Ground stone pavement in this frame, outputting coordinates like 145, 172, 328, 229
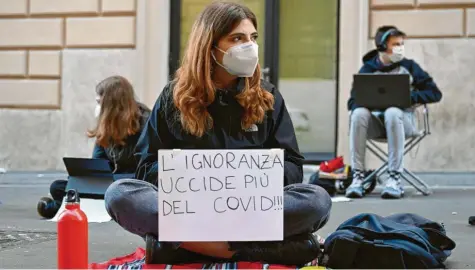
0, 173, 474, 269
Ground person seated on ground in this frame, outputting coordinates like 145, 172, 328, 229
345, 25, 442, 200
104, 1, 332, 266
37, 76, 151, 219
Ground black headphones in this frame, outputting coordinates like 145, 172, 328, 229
375, 28, 398, 52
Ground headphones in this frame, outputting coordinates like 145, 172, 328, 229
375, 28, 398, 52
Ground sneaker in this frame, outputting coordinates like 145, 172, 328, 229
37, 197, 60, 219
345, 170, 365, 198
230, 233, 321, 265
145, 234, 221, 264
381, 172, 404, 199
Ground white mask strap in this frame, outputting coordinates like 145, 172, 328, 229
215, 46, 227, 54
211, 50, 227, 70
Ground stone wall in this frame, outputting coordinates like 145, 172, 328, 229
363, 0, 475, 171
2, 0, 473, 172
370, 0, 475, 38
0, 0, 139, 170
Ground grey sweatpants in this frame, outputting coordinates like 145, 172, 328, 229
350, 107, 418, 173
104, 179, 332, 240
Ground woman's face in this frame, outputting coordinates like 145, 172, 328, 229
214, 18, 258, 63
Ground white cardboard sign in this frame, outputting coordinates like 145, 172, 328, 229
157, 149, 284, 242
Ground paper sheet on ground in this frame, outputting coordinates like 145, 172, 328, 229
49, 198, 111, 223
157, 149, 284, 242
331, 196, 352, 202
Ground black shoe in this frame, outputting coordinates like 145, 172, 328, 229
229, 233, 321, 266
37, 197, 60, 219
145, 234, 225, 265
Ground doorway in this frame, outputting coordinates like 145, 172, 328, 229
168, 0, 340, 163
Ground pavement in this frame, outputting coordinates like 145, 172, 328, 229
0, 172, 474, 269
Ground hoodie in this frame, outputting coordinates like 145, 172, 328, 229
347, 49, 442, 111
134, 79, 304, 186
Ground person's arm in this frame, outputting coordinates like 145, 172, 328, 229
410, 61, 442, 104
134, 86, 175, 185
92, 143, 107, 159
347, 65, 373, 111
263, 88, 304, 186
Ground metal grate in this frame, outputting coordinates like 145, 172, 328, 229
0, 230, 57, 251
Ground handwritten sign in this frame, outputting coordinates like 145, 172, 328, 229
157, 149, 284, 242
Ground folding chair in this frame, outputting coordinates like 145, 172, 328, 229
362, 104, 432, 196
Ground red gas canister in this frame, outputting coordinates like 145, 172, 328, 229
57, 189, 88, 269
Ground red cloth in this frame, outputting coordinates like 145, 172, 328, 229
90, 247, 321, 269
319, 156, 344, 173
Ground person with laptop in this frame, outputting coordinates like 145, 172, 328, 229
345, 25, 442, 199
36, 76, 151, 219
103, 1, 332, 266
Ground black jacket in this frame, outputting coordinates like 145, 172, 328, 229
135, 79, 304, 186
92, 102, 151, 173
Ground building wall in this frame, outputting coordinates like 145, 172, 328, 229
0, 0, 169, 171
337, 0, 475, 172
2, 0, 474, 172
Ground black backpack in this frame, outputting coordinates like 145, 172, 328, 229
322, 213, 456, 269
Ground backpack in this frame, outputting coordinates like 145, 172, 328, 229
322, 213, 456, 269
309, 172, 338, 197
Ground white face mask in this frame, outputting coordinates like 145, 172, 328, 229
213, 42, 259, 77
94, 104, 101, 118
388, 45, 405, 63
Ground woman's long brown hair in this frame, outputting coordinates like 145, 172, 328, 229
173, 1, 274, 137
87, 76, 141, 148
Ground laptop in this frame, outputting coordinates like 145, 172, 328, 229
63, 157, 135, 198
353, 74, 411, 110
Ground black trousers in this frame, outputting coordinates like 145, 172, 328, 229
49, 179, 68, 203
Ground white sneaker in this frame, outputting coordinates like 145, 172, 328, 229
346, 170, 365, 198
381, 173, 404, 199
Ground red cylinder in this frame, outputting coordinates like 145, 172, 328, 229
57, 189, 88, 269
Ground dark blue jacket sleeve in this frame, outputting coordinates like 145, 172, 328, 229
410, 61, 442, 104
347, 65, 374, 111
134, 89, 175, 185
92, 144, 107, 159
264, 88, 304, 186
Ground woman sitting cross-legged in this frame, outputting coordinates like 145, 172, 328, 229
104, 1, 332, 266
36, 76, 150, 219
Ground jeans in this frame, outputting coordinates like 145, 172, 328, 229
350, 107, 418, 173
104, 179, 332, 241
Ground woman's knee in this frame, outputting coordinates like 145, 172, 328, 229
104, 178, 158, 220
303, 184, 332, 219
105, 179, 159, 237
104, 179, 135, 216
285, 184, 332, 226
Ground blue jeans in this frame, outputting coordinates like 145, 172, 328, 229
104, 179, 332, 241
350, 107, 419, 173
